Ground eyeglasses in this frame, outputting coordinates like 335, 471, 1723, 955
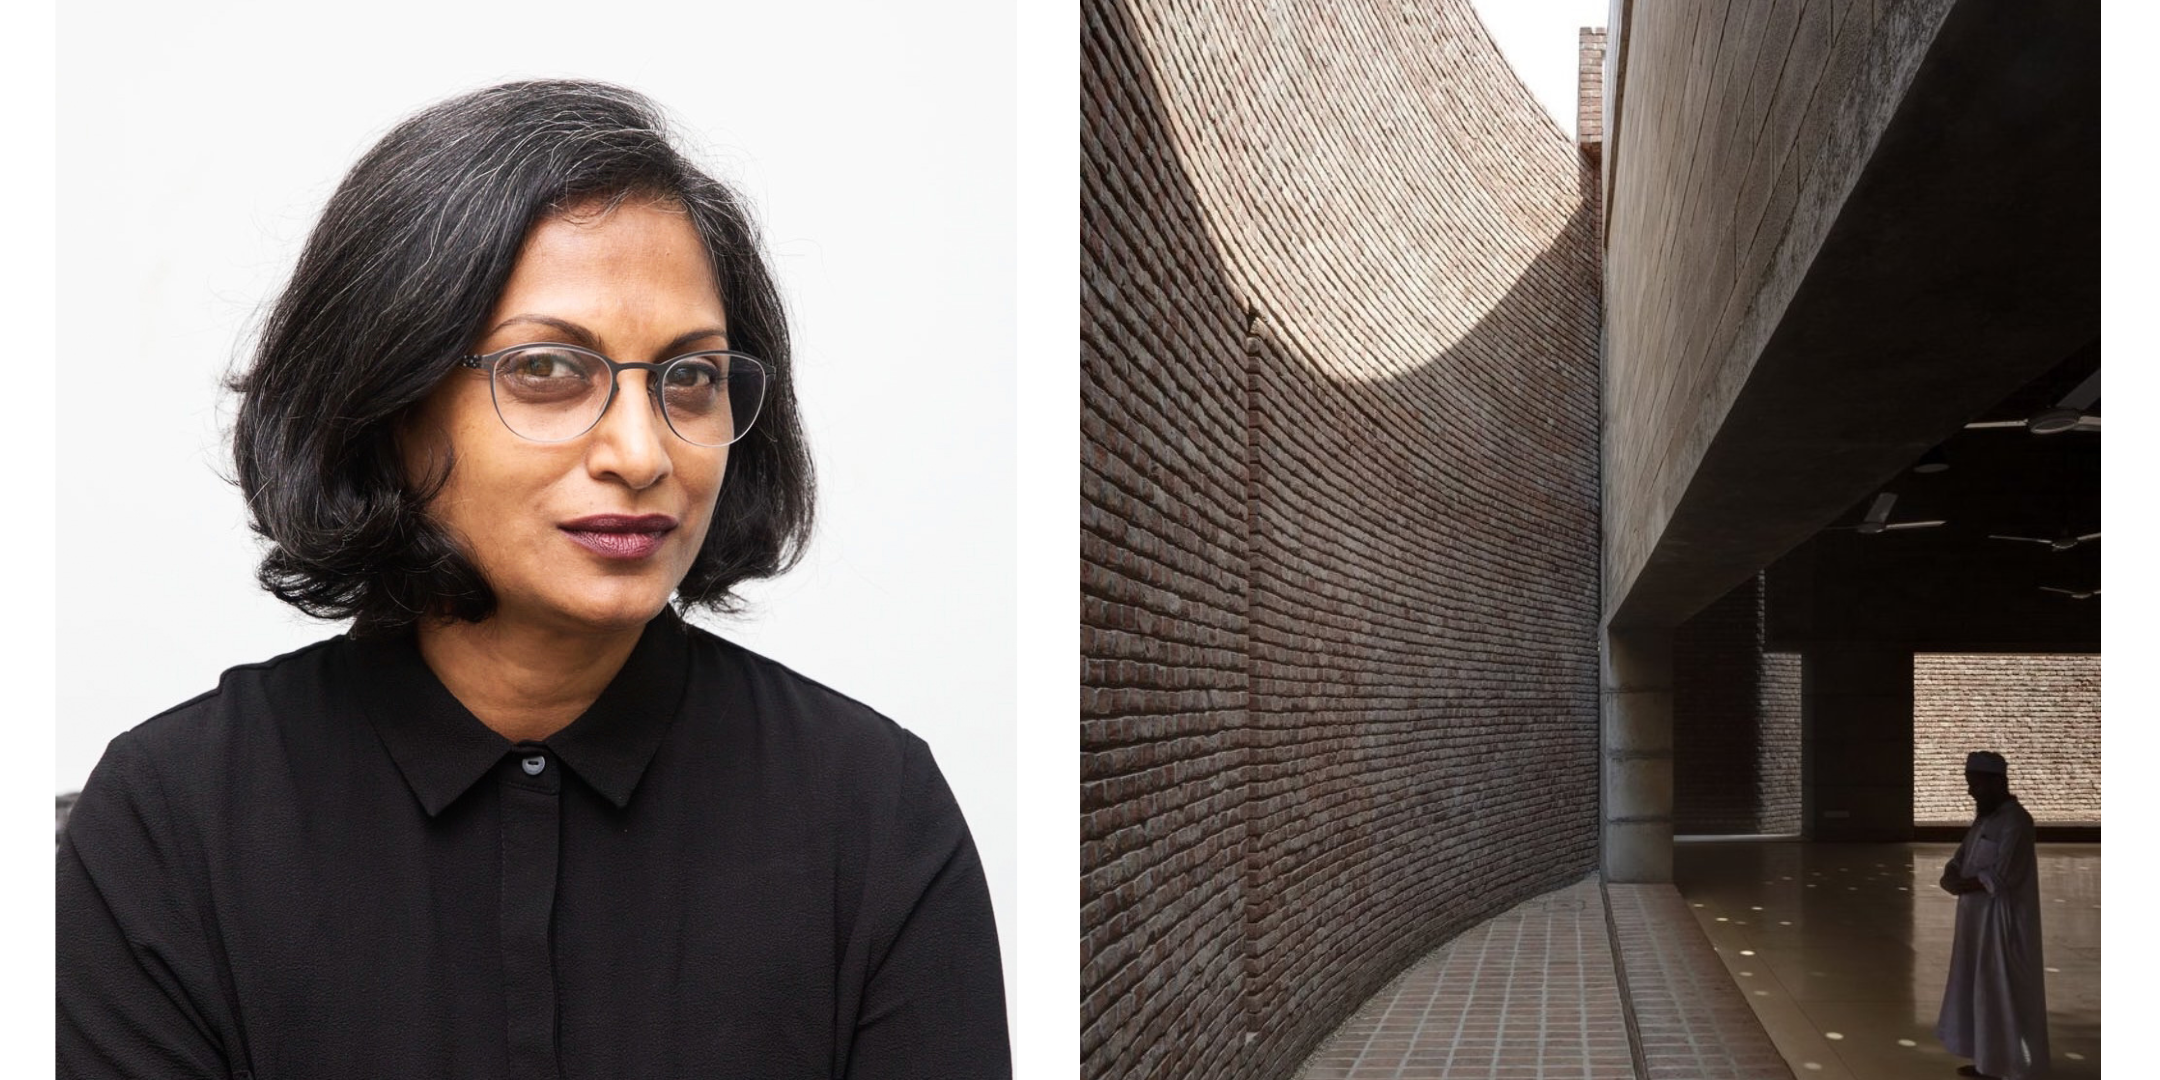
458, 343, 768, 447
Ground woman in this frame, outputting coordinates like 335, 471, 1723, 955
57, 81, 1010, 1078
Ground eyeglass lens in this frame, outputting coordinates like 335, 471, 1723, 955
487, 347, 766, 446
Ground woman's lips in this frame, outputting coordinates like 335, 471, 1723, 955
559, 515, 678, 561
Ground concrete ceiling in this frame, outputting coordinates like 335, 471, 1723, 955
1609, 0, 2098, 631
1763, 342, 2100, 652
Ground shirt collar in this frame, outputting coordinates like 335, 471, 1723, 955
344, 608, 694, 817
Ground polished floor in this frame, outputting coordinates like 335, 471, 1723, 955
1673, 840, 2100, 1080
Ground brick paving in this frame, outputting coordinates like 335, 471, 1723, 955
1294, 878, 1633, 1080
1295, 877, 1806, 1080
1607, 884, 1792, 1079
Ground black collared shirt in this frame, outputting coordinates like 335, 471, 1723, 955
58, 611, 1009, 1079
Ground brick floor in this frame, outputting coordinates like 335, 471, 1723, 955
1606, 884, 1793, 1079
1293, 878, 1634, 1079
1293, 876, 1807, 1080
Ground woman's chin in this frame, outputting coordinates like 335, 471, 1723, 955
507, 582, 678, 637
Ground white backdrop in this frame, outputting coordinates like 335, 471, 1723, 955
55, 0, 1016, 1001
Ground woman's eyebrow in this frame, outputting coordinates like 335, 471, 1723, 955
486, 316, 728, 358
489, 314, 601, 349
659, 326, 731, 356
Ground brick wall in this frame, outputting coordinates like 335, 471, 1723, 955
1579, 28, 1607, 157
1082, 2, 1603, 1077
1672, 574, 1801, 835
1081, 1, 1254, 1072
1913, 654, 2100, 824
1762, 651, 1802, 831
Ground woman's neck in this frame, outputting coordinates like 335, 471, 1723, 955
414, 612, 647, 743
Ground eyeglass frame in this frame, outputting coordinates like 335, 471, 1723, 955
457, 342, 769, 447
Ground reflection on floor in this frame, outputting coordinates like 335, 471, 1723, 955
1674, 839, 2100, 1080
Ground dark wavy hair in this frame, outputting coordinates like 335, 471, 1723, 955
231, 80, 814, 635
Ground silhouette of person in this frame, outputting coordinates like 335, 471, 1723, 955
1936, 750, 2050, 1079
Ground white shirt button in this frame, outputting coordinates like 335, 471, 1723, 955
522, 755, 546, 776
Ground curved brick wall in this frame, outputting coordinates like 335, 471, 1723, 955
1081, 2, 1603, 1077
1914, 654, 2100, 825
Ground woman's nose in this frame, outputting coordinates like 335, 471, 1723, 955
585, 371, 673, 488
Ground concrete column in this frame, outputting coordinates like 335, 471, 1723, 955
1802, 643, 1916, 841
1603, 627, 1674, 882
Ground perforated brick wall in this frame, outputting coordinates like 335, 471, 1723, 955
1913, 654, 2100, 824
1082, 1, 1603, 1076
1762, 651, 1802, 831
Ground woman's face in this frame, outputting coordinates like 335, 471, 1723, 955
404, 196, 731, 636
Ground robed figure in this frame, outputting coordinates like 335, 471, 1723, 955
1936, 750, 2050, 1079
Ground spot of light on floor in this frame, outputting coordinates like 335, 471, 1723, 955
1803, 1061, 1822, 1071
1807, 884, 1817, 889
2046, 966, 2059, 973
1739, 970, 1752, 977
1756, 990, 1770, 997
1898, 886, 1908, 891
1898, 1039, 1918, 1047
1717, 917, 1729, 922
2068, 1052, 2085, 1061
1739, 949, 1755, 956
1826, 1032, 1843, 1040
1750, 905, 1763, 911
1693, 902, 1704, 908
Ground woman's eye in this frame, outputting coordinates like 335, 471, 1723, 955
666, 361, 721, 388
494, 351, 597, 404
515, 352, 581, 379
